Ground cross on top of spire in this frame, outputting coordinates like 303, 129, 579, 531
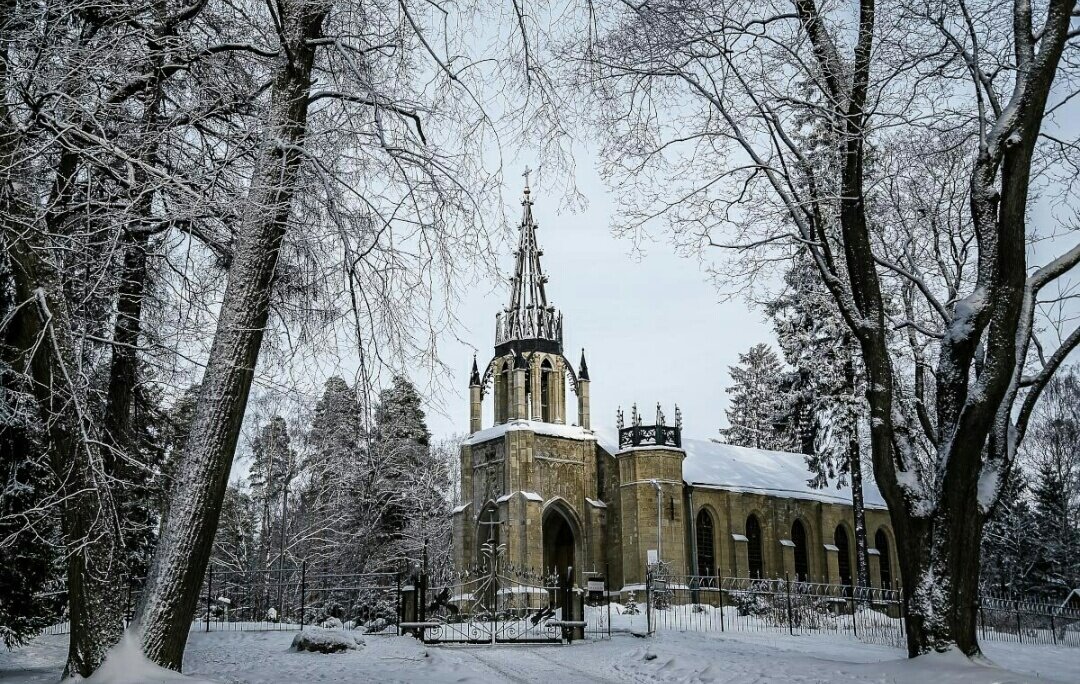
494, 179, 563, 351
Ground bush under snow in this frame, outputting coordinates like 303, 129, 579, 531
320, 617, 343, 629
290, 628, 362, 654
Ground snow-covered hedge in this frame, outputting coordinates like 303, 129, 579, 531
291, 628, 362, 654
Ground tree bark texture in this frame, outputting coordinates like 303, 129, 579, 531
134, 0, 330, 669
0, 6, 126, 674
792, 0, 1078, 657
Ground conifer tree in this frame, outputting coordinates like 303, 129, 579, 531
980, 469, 1036, 596
371, 376, 434, 551
250, 416, 298, 572
1030, 460, 1079, 600
720, 343, 790, 451
767, 256, 871, 587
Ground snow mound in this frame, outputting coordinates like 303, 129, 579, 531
66, 633, 216, 684
320, 617, 343, 629
290, 628, 362, 654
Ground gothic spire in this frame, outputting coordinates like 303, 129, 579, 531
495, 175, 563, 351
578, 348, 590, 381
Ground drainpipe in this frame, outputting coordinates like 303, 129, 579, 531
650, 479, 662, 562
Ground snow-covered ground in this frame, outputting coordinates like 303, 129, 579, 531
2, 628, 1077, 683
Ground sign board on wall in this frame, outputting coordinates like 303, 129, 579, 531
587, 580, 605, 592
647, 549, 658, 565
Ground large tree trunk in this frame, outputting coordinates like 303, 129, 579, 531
134, 1, 329, 669
0, 13, 126, 676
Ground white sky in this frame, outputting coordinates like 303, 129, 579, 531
421, 151, 775, 442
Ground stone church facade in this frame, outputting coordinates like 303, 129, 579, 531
452, 184, 901, 595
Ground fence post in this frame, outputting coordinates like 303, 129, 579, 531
396, 572, 402, 637
785, 574, 794, 636
1015, 600, 1022, 644
125, 576, 133, 628
299, 560, 306, 631
206, 565, 212, 633
606, 562, 612, 639
850, 585, 858, 639
646, 569, 653, 635
718, 575, 725, 632
1050, 613, 1057, 645
894, 587, 902, 639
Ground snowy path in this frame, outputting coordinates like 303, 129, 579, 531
2, 629, 1077, 683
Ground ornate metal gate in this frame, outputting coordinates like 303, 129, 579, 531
413, 540, 581, 644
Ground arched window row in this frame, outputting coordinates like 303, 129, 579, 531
875, 528, 893, 590
835, 525, 852, 587
696, 509, 715, 577
746, 514, 764, 580
791, 520, 810, 582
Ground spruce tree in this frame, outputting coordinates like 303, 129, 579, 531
980, 469, 1036, 596
720, 343, 790, 450
767, 255, 871, 588
372, 376, 433, 547
1030, 460, 1078, 600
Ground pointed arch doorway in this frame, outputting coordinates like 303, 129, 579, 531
542, 504, 577, 584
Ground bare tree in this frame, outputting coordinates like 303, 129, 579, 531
554, 0, 1080, 656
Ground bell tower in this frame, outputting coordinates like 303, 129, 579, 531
468, 178, 590, 431
455, 178, 602, 582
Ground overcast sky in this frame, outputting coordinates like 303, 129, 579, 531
421, 150, 775, 443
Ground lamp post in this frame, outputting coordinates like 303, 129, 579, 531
650, 479, 662, 562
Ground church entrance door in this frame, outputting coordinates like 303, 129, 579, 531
543, 507, 576, 584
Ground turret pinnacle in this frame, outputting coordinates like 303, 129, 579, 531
578, 348, 590, 381
469, 355, 481, 386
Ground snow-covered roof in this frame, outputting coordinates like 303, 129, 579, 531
681, 438, 887, 509
594, 428, 886, 509
463, 419, 597, 445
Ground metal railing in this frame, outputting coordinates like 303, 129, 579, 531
41, 564, 403, 636
639, 574, 1080, 650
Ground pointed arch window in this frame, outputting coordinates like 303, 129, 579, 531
540, 358, 553, 422
835, 525, 852, 587
746, 515, 764, 579
495, 361, 510, 424
875, 529, 892, 590
696, 509, 715, 577
791, 520, 810, 582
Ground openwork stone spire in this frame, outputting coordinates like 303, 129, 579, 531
495, 176, 563, 351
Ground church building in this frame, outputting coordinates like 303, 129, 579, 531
451, 184, 901, 595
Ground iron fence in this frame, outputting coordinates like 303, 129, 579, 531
644, 574, 906, 648
978, 594, 1080, 647
41, 564, 403, 636
639, 574, 1080, 650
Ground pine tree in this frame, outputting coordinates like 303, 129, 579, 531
250, 416, 298, 572
212, 483, 258, 574
720, 343, 791, 450
296, 376, 367, 571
